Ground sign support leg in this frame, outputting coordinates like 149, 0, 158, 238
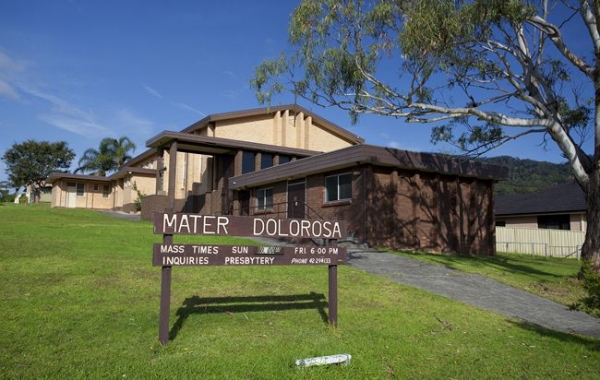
328, 264, 338, 327
159, 233, 173, 345
159, 265, 172, 345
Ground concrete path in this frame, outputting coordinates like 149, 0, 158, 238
347, 249, 600, 339
98, 210, 141, 222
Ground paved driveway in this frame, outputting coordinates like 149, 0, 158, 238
347, 249, 600, 339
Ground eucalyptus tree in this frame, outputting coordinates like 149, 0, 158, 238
75, 136, 136, 176
252, 0, 600, 271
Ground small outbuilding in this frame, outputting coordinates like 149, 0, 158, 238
495, 182, 586, 232
227, 144, 508, 255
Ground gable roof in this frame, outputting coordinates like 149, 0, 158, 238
125, 104, 362, 169
49, 105, 364, 184
229, 144, 508, 190
495, 182, 585, 216
180, 104, 364, 144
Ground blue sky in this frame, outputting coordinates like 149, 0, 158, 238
0, 1, 572, 183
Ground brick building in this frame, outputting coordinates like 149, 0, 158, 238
227, 144, 507, 255
48, 105, 362, 212
49, 104, 507, 255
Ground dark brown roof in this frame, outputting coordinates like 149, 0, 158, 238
119, 148, 155, 169
495, 182, 585, 216
229, 144, 509, 189
180, 104, 364, 144
47, 172, 112, 183
47, 167, 156, 183
146, 131, 321, 157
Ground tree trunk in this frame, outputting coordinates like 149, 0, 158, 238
581, 164, 600, 275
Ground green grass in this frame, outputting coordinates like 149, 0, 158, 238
392, 250, 585, 308
1, 203, 599, 379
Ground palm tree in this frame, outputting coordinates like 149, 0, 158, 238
112, 136, 136, 167
75, 137, 136, 176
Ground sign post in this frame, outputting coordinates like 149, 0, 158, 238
158, 233, 172, 345
153, 213, 347, 344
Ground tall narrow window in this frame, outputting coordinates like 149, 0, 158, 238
242, 151, 255, 174
102, 185, 110, 198
256, 188, 273, 211
325, 173, 352, 202
278, 155, 291, 165
261, 153, 273, 169
76, 183, 85, 196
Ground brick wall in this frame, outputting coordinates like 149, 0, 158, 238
233, 163, 496, 255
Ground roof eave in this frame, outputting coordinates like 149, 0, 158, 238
229, 144, 508, 190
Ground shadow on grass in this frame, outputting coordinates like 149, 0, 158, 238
508, 319, 600, 350
170, 292, 328, 340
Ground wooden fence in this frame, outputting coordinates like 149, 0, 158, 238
496, 227, 584, 259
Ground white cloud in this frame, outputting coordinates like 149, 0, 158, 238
219, 89, 239, 99
172, 102, 206, 116
39, 113, 110, 137
223, 70, 238, 80
0, 50, 111, 137
0, 50, 26, 100
0, 51, 26, 72
18, 84, 111, 136
113, 108, 155, 137
142, 83, 162, 98
0, 50, 155, 146
0, 79, 19, 100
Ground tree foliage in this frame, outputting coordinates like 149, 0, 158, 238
479, 156, 573, 194
2, 140, 75, 190
75, 137, 136, 177
252, 0, 600, 269
253, 0, 593, 179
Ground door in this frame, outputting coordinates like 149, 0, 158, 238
287, 181, 306, 219
238, 190, 250, 216
66, 182, 76, 208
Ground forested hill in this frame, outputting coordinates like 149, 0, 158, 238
477, 156, 573, 195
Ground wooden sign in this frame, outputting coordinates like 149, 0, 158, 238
153, 212, 345, 345
152, 244, 347, 266
153, 213, 347, 239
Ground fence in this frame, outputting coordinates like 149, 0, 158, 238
496, 227, 584, 259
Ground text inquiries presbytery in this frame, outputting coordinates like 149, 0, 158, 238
153, 213, 347, 239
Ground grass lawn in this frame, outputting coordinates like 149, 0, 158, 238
1, 203, 599, 379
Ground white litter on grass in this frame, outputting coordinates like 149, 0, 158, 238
295, 354, 352, 368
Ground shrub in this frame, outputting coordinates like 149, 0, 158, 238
576, 261, 600, 317
132, 181, 146, 212
0, 190, 15, 203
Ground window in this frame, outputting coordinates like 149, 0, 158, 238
261, 153, 273, 169
278, 155, 291, 165
242, 151, 255, 174
76, 183, 85, 196
325, 173, 352, 202
102, 185, 110, 198
495, 221, 506, 227
93, 184, 99, 191
538, 214, 570, 230
256, 188, 273, 211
